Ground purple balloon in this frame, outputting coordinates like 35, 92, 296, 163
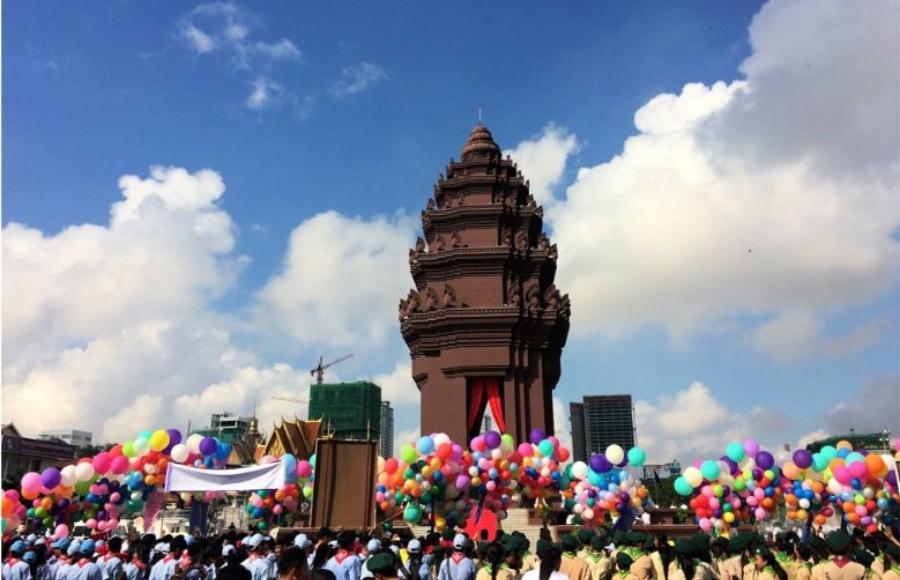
41, 467, 62, 489
484, 431, 502, 450
792, 449, 813, 469
590, 454, 612, 473
199, 437, 217, 456
720, 456, 740, 475
167, 429, 182, 446
756, 451, 775, 470
887, 471, 897, 487
529, 428, 546, 445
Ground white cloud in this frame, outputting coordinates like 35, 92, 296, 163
395, 427, 421, 448
177, 3, 303, 112
329, 62, 387, 98
506, 0, 899, 354
2, 165, 411, 443
369, 361, 419, 408
246, 76, 284, 111
634, 382, 788, 463
3, 166, 240, 358
504, 125, 579, 206
254, 39, 301, 61
748, 310, 894, 362
821, 374, 900, 436
183, 25, 216, 54
252, 210, 416, 348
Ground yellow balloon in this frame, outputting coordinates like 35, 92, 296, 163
149, 430, 170, 452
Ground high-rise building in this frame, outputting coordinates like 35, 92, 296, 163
569, 395, 635, 459
380, 402, 394, 458
569, 403, 586, 461
39, 429, 93, 448
309, 381, 381, 441
195, 412, 255, 444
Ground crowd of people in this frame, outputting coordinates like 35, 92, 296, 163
3, 524, 899, 580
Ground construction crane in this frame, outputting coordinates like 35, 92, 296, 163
270, 397, 309, 404
310, 353, 354, 384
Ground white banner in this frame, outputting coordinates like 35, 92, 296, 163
165, 461, 285, 492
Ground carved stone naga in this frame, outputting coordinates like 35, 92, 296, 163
431, 235, 444, 252
558, 294, 572, 319
506, 280, 521, 308
399, 289, 420, 320
525, 282, 541, 313
515, 231, 529, 251
450, 231, 464, 249
544, 284, 561, 309
442, 283, 458, 308
421, 287, 439, 312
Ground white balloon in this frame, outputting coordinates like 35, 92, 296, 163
75, 462, 95, 482
170, 444, 189, 463
187, 434, 203, 454
582, 508, 595, 521
60, 465, 77, 487
571, 461, 589, 480
605, 444, 625, 465
684, 467, 703, 488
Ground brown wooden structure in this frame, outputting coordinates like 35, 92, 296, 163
310, 439, 378, 529
400, 125, 570, 443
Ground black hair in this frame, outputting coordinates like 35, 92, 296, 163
108, 537, 124, 553
278, 548, 309, 578
539, 547, 561, 580
311, 542, 334, 570
760, 552, 788, 580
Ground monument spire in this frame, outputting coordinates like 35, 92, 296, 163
399, 124, 570, 442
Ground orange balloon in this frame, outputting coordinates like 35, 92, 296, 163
1, 498, 12, 517
865, 454, 886, 477
814, 514, 827, 525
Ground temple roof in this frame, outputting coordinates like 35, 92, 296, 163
461, 124, 500, 159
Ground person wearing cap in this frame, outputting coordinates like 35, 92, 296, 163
148, 540, 178, 580
584, 536, 610, 580
244, 534, 277, 580
400, 539, 431, 580
367, 551, 399, 580
821, 530, 865, 580
621, 535, 651, 580
67, 540, 103, 580
362, 539, 384, 580
753, 545, 788, 580
44, 537, 71, 580
559, 535, 590, 580
576, 530, 594, 562
613, 552, 635, 580
293, 535, 316, 571
851, 549, 877, 579
3, 539, 33, 580
437, 535, 475, 580
807, 536, 829, 580
219, 544, 251, 580
324, 531, 362, 580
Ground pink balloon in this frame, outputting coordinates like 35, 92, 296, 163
86, 518, 98, 529
92, 452, 112, 474
848, 462, 868, 480
110, 456, 130, 475
21, 472, 42, 494
833, 466, 852, 484
296, 460, 312, 478
518, 443, 534, 457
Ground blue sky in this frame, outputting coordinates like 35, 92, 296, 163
4, 0, 898, 461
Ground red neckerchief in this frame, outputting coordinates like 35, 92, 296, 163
59, 556, 70, 565
451, 553, 466, 564
440, 540, 453, 550
131, 561, 147, 571
334, 549, 351, 565
103, 553, 120, 563
247, 553, 260, 561
425, 546, 435, 555
163, 553, 176, 563
833, 556, 851, 569
78, 558, 92, 568
6, 558, 20, 565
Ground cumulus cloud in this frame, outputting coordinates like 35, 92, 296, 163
507, 0, 898, 355
254, 39, 301, 61
329, 62, 387, 98
3, 166, 241, 358
504, 125, 579, 206
820, 374, 900, 436
1, 166, 408, 442
634, 382, 790, 463
368, 361, 419, 408
252, 210, 416, 348
552, 396, 574, 453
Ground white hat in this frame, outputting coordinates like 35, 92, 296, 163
294, 534, 313, 550
408, 539, 422, 554
245, 534, 264, 549
453, 534, 468, 550
222, 545, 237, 557
366, 539, 381, 553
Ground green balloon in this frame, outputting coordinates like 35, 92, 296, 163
403, 503, 422, 523
674, 476, 694, 496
